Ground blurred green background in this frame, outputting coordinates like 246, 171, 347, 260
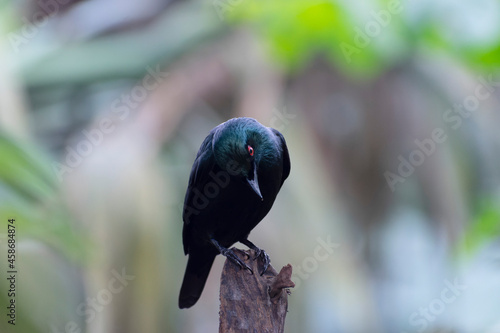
1, 0, 500, 332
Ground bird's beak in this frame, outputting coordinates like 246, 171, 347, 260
247, 165, 263, 201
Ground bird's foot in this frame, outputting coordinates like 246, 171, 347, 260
211, 239, 253, 274
255, 250, 270, 276
241, 239, 271, 276
222, 248, 254, 274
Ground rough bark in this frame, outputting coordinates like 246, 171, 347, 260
219, 248, 294, 333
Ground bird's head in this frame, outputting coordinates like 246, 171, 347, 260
212, 118, 275, 200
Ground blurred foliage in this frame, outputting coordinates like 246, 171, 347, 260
0, 0, 14, 31
229, 0, 500, 76
229, 0, 393, 76
463, 199, 500, 256
0, 133, 87, 262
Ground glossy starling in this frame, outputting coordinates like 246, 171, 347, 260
179, 117, 290, 308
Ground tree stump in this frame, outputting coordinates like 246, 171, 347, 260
219, 248, 295, 333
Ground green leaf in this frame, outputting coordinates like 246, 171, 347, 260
0, 134, 57, 203
229, 0, 402, 77
462, 199, 500, 255
0, 133, 87, 262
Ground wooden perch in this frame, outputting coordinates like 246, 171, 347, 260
219, 248, 295, 333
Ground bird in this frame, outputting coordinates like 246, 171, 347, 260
178, 117, 291, 309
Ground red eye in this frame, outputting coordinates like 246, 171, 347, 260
247, 145, 254, 156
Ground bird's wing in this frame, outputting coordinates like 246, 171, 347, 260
188, 133, 215, 189
182, 132, 215, 254
270, 128, 291, 185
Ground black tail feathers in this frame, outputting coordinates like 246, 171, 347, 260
178, 251, 216, 309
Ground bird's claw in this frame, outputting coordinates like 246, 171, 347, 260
222, 248, 253, 274
255, 249, 270, 276
249, 248, 270, 275
241, 239, 271, 276
252, 247, 262, 259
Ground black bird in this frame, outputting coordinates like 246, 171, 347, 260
179, 117, 290, 309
